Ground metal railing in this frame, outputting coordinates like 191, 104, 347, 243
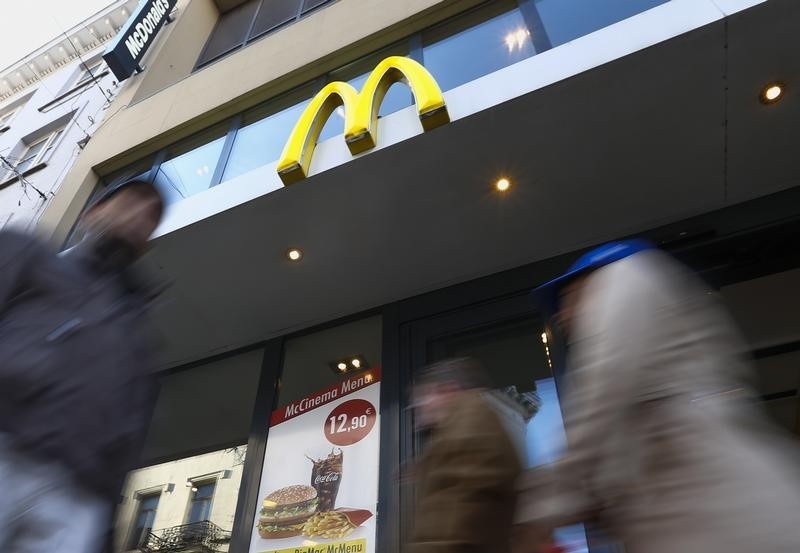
139, 520, 231, 553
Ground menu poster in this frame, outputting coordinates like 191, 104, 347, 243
248, 368, 381, 553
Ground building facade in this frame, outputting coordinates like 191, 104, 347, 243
36, 0, 800, 552
0, 0, 139, 231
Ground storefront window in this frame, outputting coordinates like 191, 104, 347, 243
114, 350, 264, 552
423, 314, 592, 553
118, 447, 248, 552
534, 0, 669, 49
422, 5, 536, 93
222, 98, 311, 183
154, 130, 228, 205
246, 317, 382, 552
109, 0, 672, 208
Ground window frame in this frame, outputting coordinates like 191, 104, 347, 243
0, 107, 18, 130
194, 0, 339, 70
125, 491, 162, 551
74, 60, 105, 88
17, 128, 64, 172
186, 479, 217, 524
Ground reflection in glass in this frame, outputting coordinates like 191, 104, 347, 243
155, 137, 226, 205
116, 447, 248, 552
222, 101, 309, 183
188, 481, 216, 523
423, 8, 535, 92
126, 493, 160, 550
527, 378, 589, 553
535, 0, 669, 48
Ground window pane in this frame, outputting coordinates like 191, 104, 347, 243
197, 0, 259, 67
222, 100, 309, 182
140, 350, 263, 461
195, 482, 216, 499
247, 317, 381, 551
154, 136, 226, 205
23, 138, 49, 161
426, 317, 590, 553
43, 129, 63, 158
188, 482, 215, 524
141, 495, 160, 511
535, 0, 669, 48
302, 0, 329, 13
250, 0, 300, 39
14, 158, 37, 174
423, 7, 535, 92
127, 493, 160, 550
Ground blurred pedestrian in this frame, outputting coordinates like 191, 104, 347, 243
0, 179, 164, 552
516, 240, 800, 553
408, 357, 522, 553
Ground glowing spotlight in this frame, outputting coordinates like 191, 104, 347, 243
760, 83, 784, 104
495, 177, 511, 192
287, 248, 303, 262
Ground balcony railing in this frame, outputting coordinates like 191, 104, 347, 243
139, 520, 232, 553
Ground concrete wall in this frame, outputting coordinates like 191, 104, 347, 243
115, 447, 247, 552
38, 0, 483, 243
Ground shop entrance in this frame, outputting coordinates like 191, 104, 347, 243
396, 293, 613, 553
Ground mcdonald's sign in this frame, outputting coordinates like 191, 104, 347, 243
277, 56, 450, 185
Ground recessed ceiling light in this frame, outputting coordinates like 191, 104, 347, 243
287, 248, 303, 262
760, 82, 784, 104
329, 355, 368, 375
495, 177, 511, 192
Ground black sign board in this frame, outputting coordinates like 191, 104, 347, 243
103, 0, 177, 82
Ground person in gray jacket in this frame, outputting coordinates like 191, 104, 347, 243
0, 179, 164, 552
515, 240, 800, 553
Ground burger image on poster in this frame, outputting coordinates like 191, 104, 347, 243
249, 382, 381, 552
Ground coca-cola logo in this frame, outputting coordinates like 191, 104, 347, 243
314, 472, 340, 485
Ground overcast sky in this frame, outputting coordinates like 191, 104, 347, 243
0, 0, 114, 71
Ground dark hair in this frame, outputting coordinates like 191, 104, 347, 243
90, 178, 164, 219
416, 357, 492, 390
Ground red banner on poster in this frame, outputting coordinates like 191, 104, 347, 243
270, 368, 381, 427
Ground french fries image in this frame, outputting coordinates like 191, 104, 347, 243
302, 511, 356, 539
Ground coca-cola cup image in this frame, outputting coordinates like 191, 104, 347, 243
308, 449, 343, 511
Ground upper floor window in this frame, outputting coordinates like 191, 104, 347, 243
74, 61, 104, 87
106, 0, 670, 207
196, 0, 336, 68
187, 481, 216, 523
13, 127, 64, 175
0, 107, 18, 130
126, 492, 161, 551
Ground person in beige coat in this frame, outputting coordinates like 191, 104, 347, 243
516, 240, 800, 553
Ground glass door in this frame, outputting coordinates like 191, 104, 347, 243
400, 293, 598, 553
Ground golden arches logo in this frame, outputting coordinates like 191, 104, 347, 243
276, 56, 450, 185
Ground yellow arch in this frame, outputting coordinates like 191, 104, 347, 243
276, 81, 359, 185
277, 56, 450, 185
